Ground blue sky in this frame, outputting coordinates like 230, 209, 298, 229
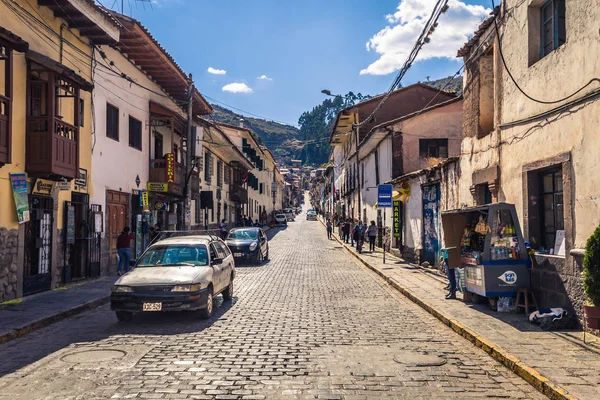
108, 0, 491, 127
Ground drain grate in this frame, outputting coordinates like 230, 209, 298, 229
60, 349, 127, 363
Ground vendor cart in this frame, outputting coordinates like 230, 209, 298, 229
441, 203, 530, 303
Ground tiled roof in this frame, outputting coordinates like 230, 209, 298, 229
457, 7, 499, 57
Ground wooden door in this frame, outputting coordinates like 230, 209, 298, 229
107, 191, 129, 269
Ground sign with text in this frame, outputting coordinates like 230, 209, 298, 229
377, 184, 393, 208
154, 201, 168, 211
166, 153, 175, 183
393, 200, 401, 238
10, 173, 30, 224
56, 181, 71, 191
140, 191, 149, 207
65, 202, 75, 245
32, 179, 55, 196
75, 168, 88, 190
147, 182, 168, 192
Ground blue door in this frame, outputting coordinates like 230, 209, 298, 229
422, 184, 441, 266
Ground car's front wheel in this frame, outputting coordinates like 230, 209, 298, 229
198, 288, 213, 319
256, 250, 264, 264
223, 278, 233, 301
116, 311, 133, 323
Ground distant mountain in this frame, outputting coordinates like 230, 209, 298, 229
426, 75, 463, 95
209, 104, 301, 160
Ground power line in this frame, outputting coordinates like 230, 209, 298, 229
204, 94, 298, 127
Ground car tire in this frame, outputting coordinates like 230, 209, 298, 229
256, 250, 264, 265
116, 311, 133, 323
222, 278, 233, 301
199, 288, 213, 319
265, 247, 269, 261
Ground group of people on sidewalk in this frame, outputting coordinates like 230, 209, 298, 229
327, 218, 379, 253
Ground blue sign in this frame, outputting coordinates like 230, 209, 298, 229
377, 184, 393, 208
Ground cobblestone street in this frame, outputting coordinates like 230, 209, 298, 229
0, 214, 545, 400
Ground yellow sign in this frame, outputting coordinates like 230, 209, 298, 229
147, 182, 169, 192
166, 153, 175, 183
141, 191, 149, 206
32, 179, 56, 196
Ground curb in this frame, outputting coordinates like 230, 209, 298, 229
0, 295, 110, 345
323, 221, 577, 400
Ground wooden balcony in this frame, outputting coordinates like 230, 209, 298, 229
229, 183, 248, 204
26, 116, 79, 179
149, 159, 186, 196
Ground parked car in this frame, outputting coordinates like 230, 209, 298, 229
295, 207, 302, 214
111, 235, 235, 322
225, 227, 269, 264
275, 214, 288, 226
283, 209, 295, 221
306, 210, 317, 221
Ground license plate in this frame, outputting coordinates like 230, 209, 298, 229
234, 252, 243, 257
143, 302, 162, 311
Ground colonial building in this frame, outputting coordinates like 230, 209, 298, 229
458, 1, 600, 318
0, 0, 119, 300
91, 12, 212, 273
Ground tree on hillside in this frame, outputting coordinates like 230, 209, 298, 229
296, 92, 369, 164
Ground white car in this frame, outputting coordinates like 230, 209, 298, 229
274, 214, 288, 226
111, 235, 235, 322
306, 211, 317, 221
283, 209, 295, 222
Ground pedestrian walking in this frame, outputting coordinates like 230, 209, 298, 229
367, 221, 378, 252
326, 219, 333, 240
342, 219, 350, 243
117, 227, 134, 276
350, 219, 356, 246
254, 219, 262, 227
219, 219, 227, 240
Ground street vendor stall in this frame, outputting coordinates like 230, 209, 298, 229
441, 203, 530, 304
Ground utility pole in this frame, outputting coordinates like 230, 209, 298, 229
355, 113, 361, 222
183, 73, 194, 231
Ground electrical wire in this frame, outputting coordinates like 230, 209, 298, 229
491, 0, 599, 105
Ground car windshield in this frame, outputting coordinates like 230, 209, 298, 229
284, 210, 292, 214
308, 211, 316, 215
227, 229, 258, 240
137, 244, 209, 267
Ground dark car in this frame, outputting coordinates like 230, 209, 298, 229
225, 227, 269, 263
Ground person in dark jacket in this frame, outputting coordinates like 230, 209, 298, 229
117, 227, 134, 276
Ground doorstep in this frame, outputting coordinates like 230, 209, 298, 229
0, 277, 117, 344
323, 223, 600, 400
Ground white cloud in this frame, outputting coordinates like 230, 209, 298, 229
257, 75, 273, 81
361, 0, 491, 75
222, 82, 253, 94
207, 67, 227, 75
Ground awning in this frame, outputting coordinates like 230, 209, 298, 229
26, 50, 93, 91
0, 27, 28, 52
150, 101, 186, 131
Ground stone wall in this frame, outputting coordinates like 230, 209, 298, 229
0, 228, 19, 302
531, 254, 585, 323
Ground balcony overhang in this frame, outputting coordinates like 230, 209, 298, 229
0, 27, 28, 52
27, 50, 93, 91
330, 112, 354, 146
39, 0, 120, 44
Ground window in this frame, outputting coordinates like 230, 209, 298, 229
79, 99, 84, 127
194, 199, 201, 226
540, 168, 564, 249
259, 183, 264, 195
0, 44, 14, 165
204, 151, 212, 183
541, 0, 566, 58
106, 103, 119, 140
128, 116, 142, 151
419, 139, 448, 159
173, 144, 179, 163
153, 132, 163, 159
217, 159, 223, 187
224, 164, 231, 185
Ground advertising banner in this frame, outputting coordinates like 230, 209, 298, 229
393, 200, 401, 238
10, 173, 30, 224
166, 153, 175, 183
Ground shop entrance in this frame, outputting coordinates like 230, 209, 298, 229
107, 190, 129, 269
23, 196, 53, 296
422, 184, 441, 266
64, 193, 95, 282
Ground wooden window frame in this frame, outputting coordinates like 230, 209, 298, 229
0, 44, 14, 165
106, 102, 119, 141
128, 116, 142, 151
539, 167, 564, 249
540, 0, 566, 58
419, 138, 449, 159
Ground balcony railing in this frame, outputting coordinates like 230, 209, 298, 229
26, 116, 79, 179
150, 159, 185, 196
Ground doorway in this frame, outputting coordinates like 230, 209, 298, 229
64, 193, 90, 282
23, 196, 53, 296
107, 190, 129, 270
422, 184, 441, 266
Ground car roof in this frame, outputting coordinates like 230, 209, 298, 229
150, 235, 214, 246
275, 214, 286, 217
230, 227, 260, 231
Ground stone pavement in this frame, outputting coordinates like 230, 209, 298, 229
0, 211, 544, 399
0, 276, 117, 343
327, 227, 600, 400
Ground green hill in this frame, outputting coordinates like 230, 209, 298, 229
426, 75, 463, 95
209, 104, 301, 159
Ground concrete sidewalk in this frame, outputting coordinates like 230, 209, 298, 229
0, 276, 116, 344
324, 224, 600, 400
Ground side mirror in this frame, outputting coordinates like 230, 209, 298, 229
212, 257, 223, 265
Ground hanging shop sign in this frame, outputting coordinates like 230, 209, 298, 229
75, 168, 88, 190
166, 153, 175, 183
32, 178, 56, 196
154, 201, 168, 211
393, 200, 401, 238
140, 191, 149, 207
9, 173, 30, 224
65, 202, 76, 245
147, 182, 169, 192
377, 184, 393, 208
